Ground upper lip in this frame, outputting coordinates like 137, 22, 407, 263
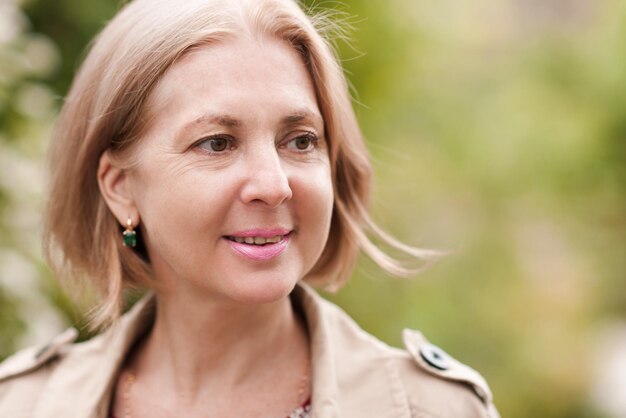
226, 228, 292, 238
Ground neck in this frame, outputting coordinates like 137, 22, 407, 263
126, 286, 310, 405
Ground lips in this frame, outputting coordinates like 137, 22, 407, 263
224, 229, 291, 261
226, 235, 285, 245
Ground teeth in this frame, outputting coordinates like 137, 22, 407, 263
229, 235, 284, 245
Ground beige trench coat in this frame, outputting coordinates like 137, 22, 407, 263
0, 284, 499, 417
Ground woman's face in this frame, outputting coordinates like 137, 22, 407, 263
125, 36, 333, 304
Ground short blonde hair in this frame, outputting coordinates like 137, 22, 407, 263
44, 0, 442, 328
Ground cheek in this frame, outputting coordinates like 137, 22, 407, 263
294, 165, 334, 247
318, 175, 335, 224
130, 168, 233, 246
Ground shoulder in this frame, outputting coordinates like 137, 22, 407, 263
310, 293, 499, 417
0, 328, 78, 415
394, 329, 500, 418
0, 295, 156, 416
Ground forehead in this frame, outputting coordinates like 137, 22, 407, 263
145, 35, 321, 127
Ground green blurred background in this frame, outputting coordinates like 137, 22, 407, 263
1, 0, 625, 417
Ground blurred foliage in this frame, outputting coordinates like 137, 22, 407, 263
1, 0, 625, 417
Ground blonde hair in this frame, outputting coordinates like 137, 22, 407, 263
44, 0, 444, 328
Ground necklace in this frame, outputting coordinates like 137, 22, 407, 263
120, 365, 310, 418
122, 371, 135, 418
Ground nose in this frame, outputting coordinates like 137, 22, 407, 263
240, 146, 293, 208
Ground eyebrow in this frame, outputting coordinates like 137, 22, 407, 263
181, 109, 324, 132
281, 110, 323, 126
191, 113, 241, 128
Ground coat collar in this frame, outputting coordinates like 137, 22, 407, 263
34, 283, 411, 418
34, 294, 156, 418
295, 284, 412, 418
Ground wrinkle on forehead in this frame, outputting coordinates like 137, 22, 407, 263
144, 34, 316, 124
139, 35, 321, 146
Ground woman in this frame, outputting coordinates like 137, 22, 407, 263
0, 0, 498, 417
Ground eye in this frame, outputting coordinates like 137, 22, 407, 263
196, 136, 232, 153
286, 133, 317, 151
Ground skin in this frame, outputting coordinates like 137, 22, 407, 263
98, 35, 333, 417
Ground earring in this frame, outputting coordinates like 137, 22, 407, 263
122, 217, 137, 248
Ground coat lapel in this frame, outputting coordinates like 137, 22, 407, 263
33, 296, 156, 418
295, 284, 413, 418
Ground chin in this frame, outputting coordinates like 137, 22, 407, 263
227, 273, 300, 305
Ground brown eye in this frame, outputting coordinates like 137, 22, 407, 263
209, 138, 228, 151
295, 136, 311, 150
197, 136, 231, 153
287, 133, 316, 151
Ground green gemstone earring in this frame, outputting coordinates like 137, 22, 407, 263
122, 217, 137, 248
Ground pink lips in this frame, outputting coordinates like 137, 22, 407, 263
225, 229, 291, 261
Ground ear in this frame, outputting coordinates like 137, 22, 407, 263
97, 150, 139, 227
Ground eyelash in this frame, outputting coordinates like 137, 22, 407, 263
284, 132, 319, 152
194, 135, 234, 154
193, 132, 320, 155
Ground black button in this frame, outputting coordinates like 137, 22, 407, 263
419, 343, 451, 371
34, 344, 51, 360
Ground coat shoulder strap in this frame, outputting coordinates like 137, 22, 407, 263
402, 328, 500, 418
0, 327, 78, 383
